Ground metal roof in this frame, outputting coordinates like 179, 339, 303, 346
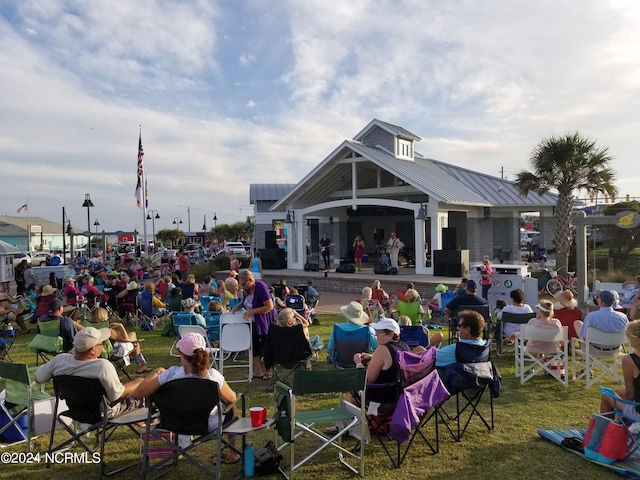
249, 184, 296, 202
0, 216, 64, 233
353, 118, 421, 142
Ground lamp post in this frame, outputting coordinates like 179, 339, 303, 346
93, 219, 100, 234
66, 221, 74, 262
147, 210, 160, 249
82, 193, 94, 257
202, 214, 207, 244
173, 217, 183, 248
213, 212, 217, 228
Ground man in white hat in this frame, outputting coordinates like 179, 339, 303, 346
35, 326, 151, 418
326, 301, 379, 356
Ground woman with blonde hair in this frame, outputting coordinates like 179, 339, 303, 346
215, 280, 233, 309
361, 286, 383, 323
371, 279, 390, 314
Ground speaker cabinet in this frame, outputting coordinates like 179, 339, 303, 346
433, 250, 469, 277
265, 231, 277, 249
259, 248, 286, 269
442, 228, 457, 251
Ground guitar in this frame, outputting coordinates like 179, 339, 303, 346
319, 243, 334, 253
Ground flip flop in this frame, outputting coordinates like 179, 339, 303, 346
211, 453, 241, 465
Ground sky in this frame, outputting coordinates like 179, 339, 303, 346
1, 0, 639, 237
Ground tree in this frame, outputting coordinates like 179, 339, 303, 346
156, 228, 185, 247
514, 132, 617, 274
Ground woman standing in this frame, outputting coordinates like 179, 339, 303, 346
233, 270, 277, 380
250, 250, 263, 280
479, 260, 493, 300
353, 235, 365, 272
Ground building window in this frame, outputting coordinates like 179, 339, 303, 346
397, 139, 413, 160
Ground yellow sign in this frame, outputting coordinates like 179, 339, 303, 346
615, 211, 640, 229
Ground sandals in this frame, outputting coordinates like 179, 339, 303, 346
211, 453, 241, 465
262, 373, 273, 381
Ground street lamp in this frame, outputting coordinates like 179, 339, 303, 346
213, 212, 217, 228
172, 217, 183, 228
202, 214, 207, 244
82, 193, 94, 257
66, 221, 74, 262
93, 219, 100, 233
147, 210, 160, 248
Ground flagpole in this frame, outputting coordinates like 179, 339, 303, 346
26, 198, 30, 251
139, 126, 148, 256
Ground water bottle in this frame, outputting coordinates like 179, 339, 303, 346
244, 442, 255, 477
7, 323, 14, 337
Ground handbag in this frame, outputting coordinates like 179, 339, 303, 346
254, 440, 283, 475
582, 413, 632, 464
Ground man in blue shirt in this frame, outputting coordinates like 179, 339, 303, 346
575, 290, 628, 349
38, 299, 77, 352
436, 310, 489, 367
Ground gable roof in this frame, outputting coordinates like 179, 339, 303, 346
353, 118, 421, 142
0, 216, 63, 234
250, 184, 296, 202
272, 120, 558, 211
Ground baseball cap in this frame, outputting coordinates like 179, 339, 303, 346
435, 283, 448, 293
466, 279, 477, 291
47, 299, 65, 312
371, 318, 401, 336
176, 332, 206, 356
599, 290, 615, 306
73, 327, 111, 352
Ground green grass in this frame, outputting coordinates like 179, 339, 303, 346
0, 315, 619, 479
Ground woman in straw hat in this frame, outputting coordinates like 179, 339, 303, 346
553, 290, 578, 310
326, 301, 379, 361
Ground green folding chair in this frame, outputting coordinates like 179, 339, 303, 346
0, 362, 51, 452
274, 368, 367, 479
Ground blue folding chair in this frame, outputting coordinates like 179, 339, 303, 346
400, 325, 430, 350
228, 298, 242, 310
204, 311, 222, 344
199, 296, 222, 312
169, 312, 197, 357
327, 323, 374, 368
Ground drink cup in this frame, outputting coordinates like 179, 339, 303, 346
250, 407, 266, 427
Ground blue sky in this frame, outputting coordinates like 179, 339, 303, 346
1, 0, 639, 236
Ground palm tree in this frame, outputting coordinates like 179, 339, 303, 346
514, 132, 617, 274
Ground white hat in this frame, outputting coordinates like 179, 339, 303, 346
339, 301, 369, 325
371, 318, 401, 336
126, 281, 141, 290
73, 327, 110, 352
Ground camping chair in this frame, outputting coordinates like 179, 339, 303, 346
228, 297, 242, 310
432, 291, 456, 319
219, 312, 253, 383
81, 319, 132, 380
400, 325, 430, 350
0, 337, 14, 363
168, 312, 197, 357
29, 319, 64, 365
495, 311, 536, 356
46, 375, 148, 478
437, 340, 501, 441
285, 294, 309, 319
200, 295, 222, 312
515, 325, 569, 387
448, 305, 491, 343
365, 348, 450, 467
204, 310, 223, 344
140, 378, 225, 479
177, 325, 220, 368
137, 291, 166, 329
0, 363, 51, 451
272, 284, 287, 302
274, 369, 367, 479
553, 308, 582, 341
395, 300, 424, 325
327, 323, 374, 369
179, 283, 195, 300
262, 324, 313, 390
572, 327, 629, 389
117, 290, 140, 328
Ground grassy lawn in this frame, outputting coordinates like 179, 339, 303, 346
0, 314, 619, 479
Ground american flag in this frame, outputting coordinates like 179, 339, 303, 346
16, 203, 28, 213
135, 133, 144, 208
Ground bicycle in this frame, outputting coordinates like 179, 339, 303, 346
545, 266, 578, 296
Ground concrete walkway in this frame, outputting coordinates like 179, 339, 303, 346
314, 291, 357, 316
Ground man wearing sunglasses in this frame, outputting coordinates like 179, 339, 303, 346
435, 310, 489, 367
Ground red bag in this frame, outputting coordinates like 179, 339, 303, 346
582, 413, 631, 464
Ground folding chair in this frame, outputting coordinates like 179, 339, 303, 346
47, 375, 148, 478
0, 337, 14, 363
432, 291, 456, 318
285, 294, 309, 320
572, 327, 628, 389
437, 341, 501, 441
400, 325, 430, 350
228, 297, 242, 310
395, 300, 423, 325
29, 319, 64, 365
81, 319, 132, 380
599, 386, 640, 459
140, 378, 224, 479
204, 310, 222, 344
327, 323, 373, 368
274, 369, 367, 479
179, 283, 195, 300
218, 312, 253, 383
365, 348, 450, 467
515, 325, 568, 387
553, 308, 582, 340
137, 291, 166, 329
495, 311, 536, 356
177, 325, 220, 368
169, 312, 197, 357
0, 363, 51, 451
200, 295, 222, 312
262, 324, 312, 389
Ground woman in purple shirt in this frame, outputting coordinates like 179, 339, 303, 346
234, 270, 277, 380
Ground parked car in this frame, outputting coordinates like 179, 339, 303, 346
223, 242, 250, 257
30, 251, 51, 266
241, 241, 252, 254
520, 231, 541, 248
183, 243, 206, 258
12, 252, 31, 268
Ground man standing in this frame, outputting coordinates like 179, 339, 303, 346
177, 249, 189, 281
35, 327, 146, 418
386, 232, 404, 270
574, 290, 628, 348
318, 232, 333, 270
